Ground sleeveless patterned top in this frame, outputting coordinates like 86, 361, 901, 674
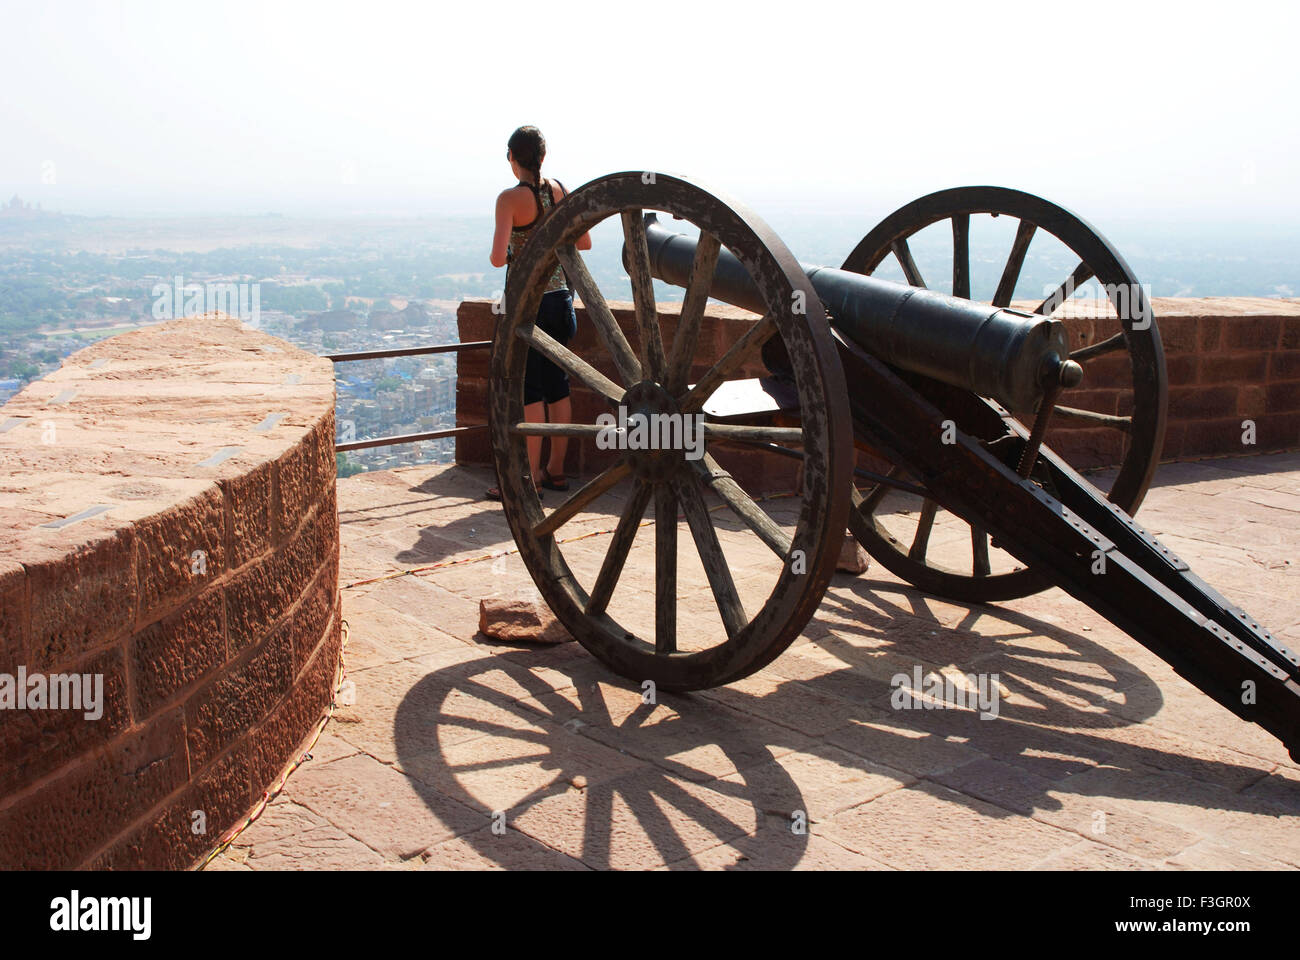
507, 180, 567, 294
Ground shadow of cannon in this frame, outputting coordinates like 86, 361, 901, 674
391, 581, 1298, 869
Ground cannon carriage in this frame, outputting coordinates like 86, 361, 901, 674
489, 171, 1300, 760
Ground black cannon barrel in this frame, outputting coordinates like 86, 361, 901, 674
640, 216, 1077, 412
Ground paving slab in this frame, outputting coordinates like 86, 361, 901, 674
209, 453, 1300, 871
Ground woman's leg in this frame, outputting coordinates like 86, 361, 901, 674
545, 394, 571, 477
524, 398, 546, 482
540, 290, 577, 479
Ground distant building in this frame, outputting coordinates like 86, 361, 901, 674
301, 309, 359, 332
399, 302, 431, 326
0, 195, 42, 218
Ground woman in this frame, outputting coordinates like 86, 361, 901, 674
485, 125, 591, 500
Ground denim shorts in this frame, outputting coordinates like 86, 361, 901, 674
524, 289, 578, 405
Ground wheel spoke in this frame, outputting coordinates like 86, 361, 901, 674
586, 480, 652, 616
1070, 331, 1126, 362
691, 455, 791, 558
851, 465, 903, 517
1034, 260, 1094, 316
992, 219, 1037, 307
1053, 405, 1133, 432
971, 524, 991, 577
665, 230, 722, 395
853, 467, 929, 498
621, 210, 668, 380
679, 313, 777, 413
655, 484, 677, 654
675, 476, 747, 638
555, 244, 642, 386
511, 422, 606, 438
533, 460, 631, 538
516, 324, 623, 402
951, 214, 970, 299
702, 423, 804, 445
908, 499, 938, 561
891, 237, 927, 288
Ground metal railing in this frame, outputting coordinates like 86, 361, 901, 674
326, 340, 490, 452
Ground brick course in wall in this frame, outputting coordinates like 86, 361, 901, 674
0, 315, 340, 869
455, 297, 1300, 487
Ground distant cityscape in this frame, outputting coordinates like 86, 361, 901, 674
0, 197, 521, 475
2, 194, 1297, 477
273, 301, 461, 475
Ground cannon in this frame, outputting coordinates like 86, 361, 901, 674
489, 171, 1300, 760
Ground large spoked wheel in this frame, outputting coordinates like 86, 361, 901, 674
492, 172, 852, 690
840, 186, 1167, 603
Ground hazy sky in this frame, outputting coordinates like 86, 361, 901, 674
3, 0, 1297, 223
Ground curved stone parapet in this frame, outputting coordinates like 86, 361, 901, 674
0, 315, 340, 869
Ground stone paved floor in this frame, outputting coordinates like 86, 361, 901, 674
210, 452, 1300, 870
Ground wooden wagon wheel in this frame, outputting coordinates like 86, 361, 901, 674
492, 172, 852, 690
839, 186, 1167, 603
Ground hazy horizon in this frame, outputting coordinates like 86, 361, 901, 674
2, 1, 1298, 226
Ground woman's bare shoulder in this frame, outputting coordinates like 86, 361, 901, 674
496, 185, 533, 219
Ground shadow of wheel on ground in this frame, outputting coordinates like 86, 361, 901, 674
392, 580, 1297, 869
393, 648, 814, 870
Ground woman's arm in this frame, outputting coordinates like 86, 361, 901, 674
489, 191, 513, 268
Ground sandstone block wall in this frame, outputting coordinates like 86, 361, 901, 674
1026, 297, 1300, 469
0, 316, 341, 869
455, 297, 1300, 488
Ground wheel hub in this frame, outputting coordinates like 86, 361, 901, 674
619, 380, 695, 483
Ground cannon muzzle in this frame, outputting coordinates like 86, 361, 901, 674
640, 215, 1075, 412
